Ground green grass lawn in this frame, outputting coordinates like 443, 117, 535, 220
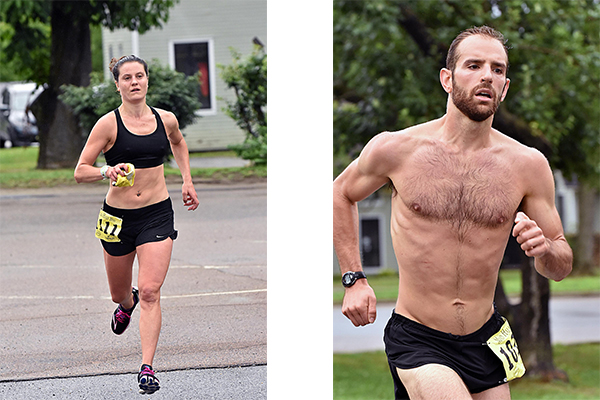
334, 343, 600, 400
333, 269, 600, 303
333, 271, 401, 304
333, 271, 599, 399
499, 269, 600, 296
0, 147, 265, 188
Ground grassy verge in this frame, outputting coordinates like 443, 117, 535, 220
500, 269, 600, 296
334, 343, 600, 400
164, 164, 266, 183
0, 147, 74, 188
0, 147, 265, 188
333, 269, 600, 304
333, 271, 401, 304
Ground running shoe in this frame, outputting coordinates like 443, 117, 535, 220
138, 364, 160, 394
111, 287, 139, 335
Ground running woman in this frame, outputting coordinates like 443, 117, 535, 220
74, 55, 199, 394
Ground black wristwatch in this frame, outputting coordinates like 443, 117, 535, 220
342, 271, 367, 288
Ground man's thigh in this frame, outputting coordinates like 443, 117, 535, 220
472, 383, 510, 400
395, 364, 511, 400
396, 364, 471, 400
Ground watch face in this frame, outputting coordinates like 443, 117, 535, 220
342, 273, 354, 286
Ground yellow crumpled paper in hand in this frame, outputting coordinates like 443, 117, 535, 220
112, 163, 135, 187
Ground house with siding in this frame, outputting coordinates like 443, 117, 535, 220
101, 0, 266, 152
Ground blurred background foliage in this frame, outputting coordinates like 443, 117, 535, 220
219, 46, 267, 165
59, 61, 202, 133
333, 0, 599, 187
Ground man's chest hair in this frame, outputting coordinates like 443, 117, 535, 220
393, 144, 520, 237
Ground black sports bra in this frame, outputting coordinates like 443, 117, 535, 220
103, 106, 170, 168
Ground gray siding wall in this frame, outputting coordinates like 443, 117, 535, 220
102, 0, 266, 152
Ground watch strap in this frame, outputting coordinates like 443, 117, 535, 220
354, 271, 366, 280
100, 165, 110, 180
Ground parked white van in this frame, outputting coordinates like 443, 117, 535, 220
0, 82, 44, 148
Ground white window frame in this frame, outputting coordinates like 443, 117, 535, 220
359, 213, 386, 272
168, 37, 217, 116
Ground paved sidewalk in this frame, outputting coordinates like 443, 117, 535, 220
0, 365, 266, 400
174, 156, 249, 169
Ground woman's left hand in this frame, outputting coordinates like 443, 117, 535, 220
182, 182, 199, 211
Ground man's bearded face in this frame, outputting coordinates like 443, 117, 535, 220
451, 76, 503, 122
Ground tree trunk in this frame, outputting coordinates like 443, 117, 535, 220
517, 256, 555, 377
575, 183, 599, 275
32, 1, 92, 169
495, 254, 569, 382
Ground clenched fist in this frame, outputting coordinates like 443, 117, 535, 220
512, 212, 549, 258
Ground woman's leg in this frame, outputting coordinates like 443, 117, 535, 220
104, 250, 137, 308
136, 239, 173, 366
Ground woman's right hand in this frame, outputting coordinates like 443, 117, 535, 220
105, 163, 129, 182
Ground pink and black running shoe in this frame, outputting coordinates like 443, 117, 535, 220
111, 287, 139, 335
138, 364, 160, 394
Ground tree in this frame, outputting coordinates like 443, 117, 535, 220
0, 0, 178, 169
334, 0, 599, 380
219, 44, 267, 165
0, 1, 51, 83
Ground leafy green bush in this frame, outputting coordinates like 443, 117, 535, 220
219, 46, 267, 165
228, 125, 267, 166
59, 60, 201, 134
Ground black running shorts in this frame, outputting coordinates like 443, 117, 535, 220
383, 309, 508, 399
99, 198, 178, 257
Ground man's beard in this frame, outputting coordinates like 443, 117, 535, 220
451, 77, 502, 122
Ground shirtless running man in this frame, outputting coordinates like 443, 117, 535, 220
333, 26, 572, 400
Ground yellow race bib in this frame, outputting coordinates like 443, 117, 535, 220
95, 209, 123, 242
486, 318, 526, 381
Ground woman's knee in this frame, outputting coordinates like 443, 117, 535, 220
138, 285, 161, 304
110, 289, 131, 305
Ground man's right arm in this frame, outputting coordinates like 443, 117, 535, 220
333, 133, 394, 326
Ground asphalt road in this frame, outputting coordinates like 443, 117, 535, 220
0, 366, 266, 400
0, 182, 266, 398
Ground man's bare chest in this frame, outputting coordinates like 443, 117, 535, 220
393, 146, 522, 233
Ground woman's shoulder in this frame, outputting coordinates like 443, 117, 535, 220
91, 109, 118, 133
152, 107, 176, 121
152, 107, 179, 130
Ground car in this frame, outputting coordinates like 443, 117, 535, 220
0, 82, 44, 148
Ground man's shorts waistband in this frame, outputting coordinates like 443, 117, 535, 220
388, 308, 503, 342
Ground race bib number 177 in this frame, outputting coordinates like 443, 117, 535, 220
486, 318, 526, 382
95, 209, 122, 242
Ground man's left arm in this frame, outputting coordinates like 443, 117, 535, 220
512, 150, 573, 281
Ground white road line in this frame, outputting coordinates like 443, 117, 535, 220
1, 265, 74, 269
172, 265, 265, 269
0, 295, 101, 300
2, 265, 264, 269
161, 288, 267, 299
0, 288, 267, 301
